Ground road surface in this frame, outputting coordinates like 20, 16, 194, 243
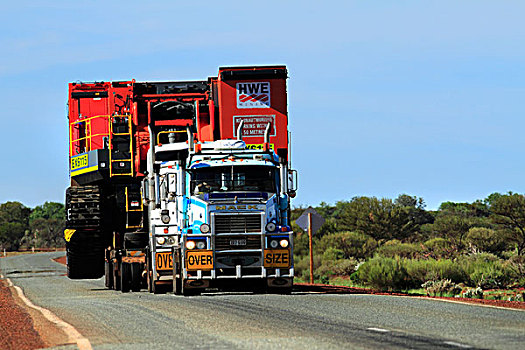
1, 252, 524, 349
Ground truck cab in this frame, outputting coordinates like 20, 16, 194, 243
146, 139, 295, 294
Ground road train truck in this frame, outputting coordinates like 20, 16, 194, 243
65, 66, 297, 294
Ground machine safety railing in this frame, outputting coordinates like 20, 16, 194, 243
69, 114, 134, 177
69, 115, 110, 157
108, 115, 134, 177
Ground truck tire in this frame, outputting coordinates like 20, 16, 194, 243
121, 262, 131, 293
113, 263, 121, 291
174, 276, 182, 295
66, 229, 105, 279
146, 253, 154, 293
130, 263, 142, 292
181, 279, 201, 296
104, 261, 113, 289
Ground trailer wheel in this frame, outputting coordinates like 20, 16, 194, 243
121, 262, 131, 293
130, 263, 142, 292
104, 261, 113, 289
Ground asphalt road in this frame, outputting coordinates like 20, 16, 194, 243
1, 252, 524, 350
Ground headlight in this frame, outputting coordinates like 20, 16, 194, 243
270, 239, 279, 248
168, 237, 176, 245
265, 222, 276, 232
161, 214, 170, 224
200, 223, 210, 233
279, 239, 289, 248
196, 241, 206, 249
156, 237, 166, 245
186, 240, 196, 250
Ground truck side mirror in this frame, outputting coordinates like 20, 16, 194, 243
287, 169, 297, 194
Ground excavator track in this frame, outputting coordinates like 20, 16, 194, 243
65, 185, 107, 279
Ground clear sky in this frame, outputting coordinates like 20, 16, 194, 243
1, 1, 524, 210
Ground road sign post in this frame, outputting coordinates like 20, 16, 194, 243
308, 213, 313, 284
296, 207, 325, 285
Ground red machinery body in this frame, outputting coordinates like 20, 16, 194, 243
68, 66, 289, 183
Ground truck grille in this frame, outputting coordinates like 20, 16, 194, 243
215, 235, 262, 251
214, 214, 261, 234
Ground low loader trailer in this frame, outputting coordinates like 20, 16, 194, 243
64, 66, 297, 295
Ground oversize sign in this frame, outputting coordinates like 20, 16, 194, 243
233, 115, 276, 138
156, 252, 173, 271
186, 250, 213, 270
236, 82, 271, 108
264, 249, 291, 268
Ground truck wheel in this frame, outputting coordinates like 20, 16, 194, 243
130, 263, 142, 292
181, 280, 201, 296
121, 262, 131, 293
104, 261, 113, 289
174, 276, 182, 295
66, 229, 105, 279
113, 263, 121, 291
146, 255, 154, 293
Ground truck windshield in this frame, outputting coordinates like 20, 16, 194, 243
190, 166, 277, 194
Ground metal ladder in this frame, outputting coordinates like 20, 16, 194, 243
108, 114, 133, 177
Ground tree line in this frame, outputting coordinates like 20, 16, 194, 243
0, 201, 65, 251
291, 192, 525, 290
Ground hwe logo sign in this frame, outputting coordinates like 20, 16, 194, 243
236, 82, 271, 109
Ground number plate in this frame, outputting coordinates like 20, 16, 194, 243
186, 250, 214, 271
264, 249, 291, 268
230, 239, 246, 246
155, 252, 173, 271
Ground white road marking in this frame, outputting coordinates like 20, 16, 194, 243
443, 341, 472, 348
367, 327, 390, 333
1, 274, 92, 350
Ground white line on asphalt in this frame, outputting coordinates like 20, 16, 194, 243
443, 341, 472, 348
1, 274, 92, 350
367, 327, 390, 333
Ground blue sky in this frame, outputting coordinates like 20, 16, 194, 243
1, 1, 524, 210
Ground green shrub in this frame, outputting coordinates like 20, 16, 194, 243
422, 238, 455, 259
321, 247, 345, 262
376, 240, 423, 259
356, 256, 408, 291
466, 227, 509, 256
404, 258, 466, 288
318, 258, 357, 277
317, 231, 377, 259
458, 253, 518, 289
294, 254, 322, 281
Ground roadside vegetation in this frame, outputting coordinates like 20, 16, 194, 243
1, 192, 524, 300
0, 201, 65, 252
292, 192, 525, 300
